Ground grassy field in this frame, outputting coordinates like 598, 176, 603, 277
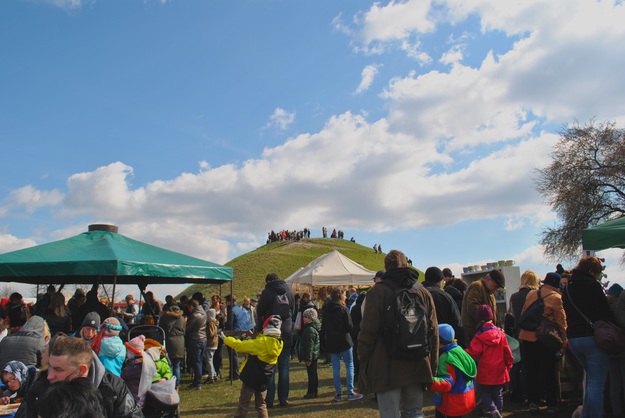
178, 350, 580, 418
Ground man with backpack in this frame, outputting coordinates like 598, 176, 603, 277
358, 250, 439, 418
256, 272, 295, 408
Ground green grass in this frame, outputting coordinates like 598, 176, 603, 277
177, 350, 579, 417
178, 353, 398, 418
179, 239, 400, 300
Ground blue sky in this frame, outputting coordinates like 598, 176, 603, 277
2, 0, 625, 301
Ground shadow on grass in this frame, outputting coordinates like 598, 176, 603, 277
180, 352, 582, 418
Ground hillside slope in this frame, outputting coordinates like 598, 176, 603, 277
181, 238, 413, 299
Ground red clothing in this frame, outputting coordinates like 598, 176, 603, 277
465, 323, 513, 385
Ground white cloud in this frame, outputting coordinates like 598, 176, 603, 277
354, 64, 381, 94
440, 46, 464, 66
355, 0, 436, 50
0, 233, 39, 254
1, 185, 63, 215
265, 108, 296, 131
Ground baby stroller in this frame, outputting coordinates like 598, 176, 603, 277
127, 325, 180, 418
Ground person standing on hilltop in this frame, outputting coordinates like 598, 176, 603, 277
256, 273, 295, 408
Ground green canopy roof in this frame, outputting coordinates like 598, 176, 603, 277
0, 227, 233, 285
582, 216, 625, 251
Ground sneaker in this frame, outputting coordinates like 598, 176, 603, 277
347, 392, 363, 401
303, 392, 318, 399
187, 384, 201, 391
491, 411, 502, 418
529, 403, 540, 415
331, 394, 343, 402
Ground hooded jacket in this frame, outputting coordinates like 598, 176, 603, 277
98, 335, 126, 376
432, 342, 477, 416
0, 315, 47, 369
357, 267, 439, 394
158, 308, 185, 359
224, 333, 284, 392
300, 319, 321, 363
89, 352, 144, 418
257, 279, 295, 347
465, 323, 513, 385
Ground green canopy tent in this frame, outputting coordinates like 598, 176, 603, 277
0, 224, 233, 312
582, 216, 625, 251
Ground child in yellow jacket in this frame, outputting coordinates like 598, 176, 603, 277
223, 315, 284, 418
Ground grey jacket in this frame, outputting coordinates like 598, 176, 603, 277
0, 315, 47, 369
186, 307, 207, 342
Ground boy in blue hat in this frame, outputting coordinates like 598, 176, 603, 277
432, 324, 477, 418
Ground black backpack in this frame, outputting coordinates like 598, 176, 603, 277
380, 280, 432, 361
517, 289, 545, 331
272, 292, 291, 320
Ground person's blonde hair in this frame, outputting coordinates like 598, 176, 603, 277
519, 270, 540, 290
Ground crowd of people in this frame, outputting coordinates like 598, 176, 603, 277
266, 229, 309, 243
266, 227, 351, 244
0, 252, 624, 418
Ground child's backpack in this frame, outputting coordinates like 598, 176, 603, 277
379, 280, 432, 361
516, 289, 545, 331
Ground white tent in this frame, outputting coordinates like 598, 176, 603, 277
284, 250, 376, 287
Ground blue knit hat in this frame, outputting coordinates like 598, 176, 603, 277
439, 324, 455, 344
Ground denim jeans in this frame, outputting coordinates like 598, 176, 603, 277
266, 346, 290, 405
188, 340, 207, 387
479, 384, 503, 413
203, 348, 216, 379
568, 336, 610, 418
170, 357, 183, 388
377, 382, 424, 418
330, 348, 355, 396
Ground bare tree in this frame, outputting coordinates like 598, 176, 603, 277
0, 284, 17, 299
536, 119, 625, 261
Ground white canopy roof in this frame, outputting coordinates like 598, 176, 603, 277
284, 250, 376, 287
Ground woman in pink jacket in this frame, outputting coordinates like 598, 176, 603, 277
466, 304, 513, 418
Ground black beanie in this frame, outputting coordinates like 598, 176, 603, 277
424, 267, 444, 283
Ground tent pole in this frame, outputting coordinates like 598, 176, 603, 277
110, 274, 118, 316
230, 278, 233, 385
